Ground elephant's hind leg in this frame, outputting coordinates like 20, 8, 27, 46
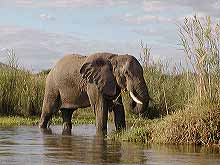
61, 108, 75, 135
39, 87, 60, 129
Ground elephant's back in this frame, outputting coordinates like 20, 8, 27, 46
49, 54, 86, 91
48, 54, 89, 109
53, 54, 86, 70
51, 54, 85, 76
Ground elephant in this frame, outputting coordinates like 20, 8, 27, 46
39, 52, 150, 135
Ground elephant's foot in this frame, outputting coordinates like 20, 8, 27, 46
96, 129, 107, 137
39, 112, 52, 129
39, 121, 52, 129
114, 116, 126, 131
40, 128, 52, 135
96, 124, 107, 136
61, 108, 74, 135
39, 119, 51, 129
62, 122, 72, 135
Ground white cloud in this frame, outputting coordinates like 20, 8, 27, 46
0, 26, 141, 71
2, 0, 220, 18
132, 28, 158, 36
141, 15, 172, 23
111, 14, 173, 25
4, 0, 131, 8
39, 14, 55, 21
211, 1, 220, 9
169, 0, 220, 17
0, 48, 8, 51
142, 0, 220, 19
143, 0, 171, 12
0, 25, 183, 72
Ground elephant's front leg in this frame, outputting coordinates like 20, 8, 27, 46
112, 95, 126, 131
87, 84, 108, 136
61, 108, 74, 135
94, 98, 108, 135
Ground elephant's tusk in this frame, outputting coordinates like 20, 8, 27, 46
129, 92, 143, 105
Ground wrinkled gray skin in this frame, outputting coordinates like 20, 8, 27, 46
39, 53, 149, 135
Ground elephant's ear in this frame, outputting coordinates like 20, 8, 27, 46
80, 58, 116, 97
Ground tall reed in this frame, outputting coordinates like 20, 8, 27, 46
0, 49, 45, 116
179, 15, 220, 104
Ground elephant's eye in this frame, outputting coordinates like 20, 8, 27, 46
124, 70, 128, 75
124, 70, 130, 77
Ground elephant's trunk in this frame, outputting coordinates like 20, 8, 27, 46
128, 78, 149, 114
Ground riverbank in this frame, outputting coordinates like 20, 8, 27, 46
109, 104, 220, 146
0, 117, 39, 126
0, 115, 95, 127
0, 106, 96, 127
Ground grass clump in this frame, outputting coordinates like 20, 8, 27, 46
152, 104, 220, 145
110, 103, 219, 145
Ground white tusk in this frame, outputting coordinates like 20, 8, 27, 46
129, 92, 143, 105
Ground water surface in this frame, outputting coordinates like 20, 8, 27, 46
0, 125, 219, 165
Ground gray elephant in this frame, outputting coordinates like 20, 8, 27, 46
39, 53, 150, 135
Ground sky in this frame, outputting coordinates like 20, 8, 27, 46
0, 0, 220, 71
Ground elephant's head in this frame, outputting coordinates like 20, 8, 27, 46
80, 53, 149, 114
110, 54, 149, 114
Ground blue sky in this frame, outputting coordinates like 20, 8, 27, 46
0, 0, 219, 71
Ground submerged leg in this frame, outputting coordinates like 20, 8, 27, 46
87, 84, 108, 136
39, 111, 52, 129
95, 99, 108, 136
39, 98, 59, 129
39, 81, 60, 129
61, 108, 74, 135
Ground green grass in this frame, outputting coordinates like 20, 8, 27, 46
0, 117, 39, 126
0, 113, 95, 127
0, 107, 96, 127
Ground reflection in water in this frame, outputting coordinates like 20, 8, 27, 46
42, 134, 117, 163
0, 125, 219, 165
41, 127, 145, 164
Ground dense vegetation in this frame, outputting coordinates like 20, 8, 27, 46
0, 50, 45, 117
0, 16, 219, 145
111, 16, 220, 145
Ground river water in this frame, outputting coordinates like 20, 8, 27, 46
0, 125, 219, 165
